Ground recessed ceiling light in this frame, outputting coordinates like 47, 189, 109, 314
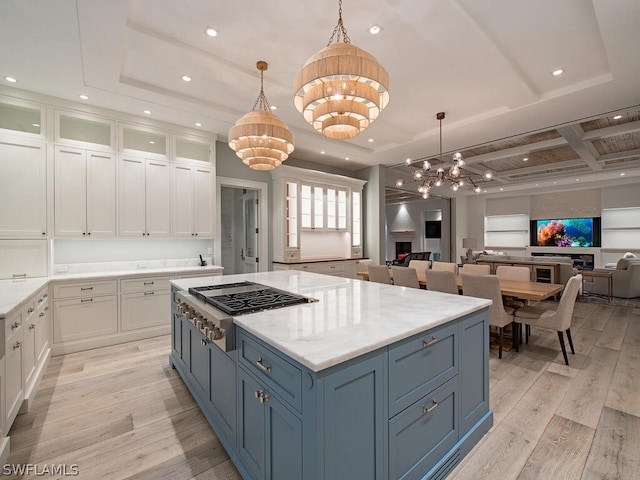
535, 184, 539, 187
149, 141, 155, 144
613, 115, 622, 120
368, 138, 374, 143
500, 188, 504, 191
553, 181, 557, 184
523, 157, 528, 162
32, 123, 40, 127
79, 94, 89, 100
4, 76, 17, 83
620, 172, 626, 176
181, 75, 192, 82
195, 122, 202, 127
369, 24, 382, 35
552, 68, 564, 76
270, 105, 277, 110
143, 110, 151, 115
345, 157, 350, 160
320, 151, 325, 155
205, 27, 218, 37
576, 178, 580, 181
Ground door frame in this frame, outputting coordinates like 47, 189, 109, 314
216, 176, 269, 272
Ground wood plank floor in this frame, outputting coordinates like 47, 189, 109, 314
6, 303, 640, 479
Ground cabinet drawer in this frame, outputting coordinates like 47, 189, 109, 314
284, 250, 300, 261
120, 276, 172, 293
317, 262, 345, 275
237, 330, 302, 412
389, 377, 458, 480
53, 280, 118, 299
388, 322, 458, 417
53, 295, 118, 343
120, 290, 171, 331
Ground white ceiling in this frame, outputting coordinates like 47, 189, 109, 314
1, 0, 640, 191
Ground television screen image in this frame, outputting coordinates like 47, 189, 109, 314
534, 218, 596, 247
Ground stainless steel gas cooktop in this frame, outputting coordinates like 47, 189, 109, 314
188, 281, 316, 316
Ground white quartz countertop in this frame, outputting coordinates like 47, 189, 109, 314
171, 271, 492, 372
0, 264, 223, 318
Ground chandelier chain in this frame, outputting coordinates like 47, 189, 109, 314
327, 0, 351, 46
252, 69, 271, 112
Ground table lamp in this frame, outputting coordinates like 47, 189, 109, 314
463, 238, 479, 262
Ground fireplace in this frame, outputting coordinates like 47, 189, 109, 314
395, 242, 412, 259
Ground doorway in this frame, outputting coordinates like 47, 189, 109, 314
217, 177, 268, 275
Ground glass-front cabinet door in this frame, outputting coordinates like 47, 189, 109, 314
285, 182, 298, 249
301, 183, 325, 230
327, 188, 348, 231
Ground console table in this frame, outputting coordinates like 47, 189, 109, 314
581, 270, 613, 303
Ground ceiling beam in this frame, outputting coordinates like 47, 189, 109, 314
556, 125, 602, 171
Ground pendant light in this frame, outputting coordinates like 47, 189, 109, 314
293, 0, 390, 139
228, 61, 294, 170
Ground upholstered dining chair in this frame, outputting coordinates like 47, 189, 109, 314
514, 274, 582, 365
368, 265, 392, 284
496, 265, 531, 309
357, 259, 374, 274
408, 260, 431, 276
461, 264, 491, 275
425, 270, 459, 295
391, 266, 420, 288
462, 274, 518, 359
432, 261, 457, 273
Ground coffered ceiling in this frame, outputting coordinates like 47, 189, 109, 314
1, 0, 639, 196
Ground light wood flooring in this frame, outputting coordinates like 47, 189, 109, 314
6, 302, 640, 479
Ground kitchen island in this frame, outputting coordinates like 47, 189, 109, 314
170, 270, 493, 480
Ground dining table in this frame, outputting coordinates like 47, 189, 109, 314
356, 269, 564, 301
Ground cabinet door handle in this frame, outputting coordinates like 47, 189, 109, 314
80, 287, 93, 291
27, 307, 34, 314
12, 273, 27, 278
39, 312, 45, 318
423, 399, 438, 414
422, 336, 438, 347
11, 322, 20, 330
13, 341, 22, 350
259, 392, 269, 404
81, 298, 93, 303
144, 281, 154, 285
254, 389, 264, 399
256, 358, 272, 373
30, 323, 36, 330
144, 291, 155, 296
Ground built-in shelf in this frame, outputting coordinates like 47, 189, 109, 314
601, 207, 640, 249
484, 214, 529, 248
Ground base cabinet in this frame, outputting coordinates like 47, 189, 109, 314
170, 291, 492, 480
5, 313, 23, 428
120, 290, 170, 331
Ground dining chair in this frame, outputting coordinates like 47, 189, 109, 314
432, 261, 457, 273
391, 266, 420, 288
368, 265, 392, 284
462, 274, 518, 359
461, 264, 491, 275
495, 265, 531, 308
407, 260, 431, 280
425, 270, 458, 294
514, 274, 582, 365
357, 259, 374, 274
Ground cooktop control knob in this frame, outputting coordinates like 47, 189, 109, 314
213, 326, 225, 340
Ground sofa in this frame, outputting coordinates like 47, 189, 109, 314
583, 258, 640, 299
393, 251, 431, 267
475, 254, 576, 285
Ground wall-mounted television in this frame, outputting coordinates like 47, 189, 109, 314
530, 217, 601, 247
425, 220, 442, 238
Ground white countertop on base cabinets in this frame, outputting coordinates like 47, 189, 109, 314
0, 265, 223, 317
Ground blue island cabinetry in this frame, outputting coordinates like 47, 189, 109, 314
170, 285, 492, 480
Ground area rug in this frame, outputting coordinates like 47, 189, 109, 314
577, 294, 640, 308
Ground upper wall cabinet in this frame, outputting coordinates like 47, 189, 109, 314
54, 146, 116, 237
55, 110, 115, 151
120, 124, 168, 158
174, 135, 212, 163
171, 163, 214, 237
0, 139, 47, 238
0, 98, 45, 139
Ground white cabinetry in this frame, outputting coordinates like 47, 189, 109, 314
0, 240, 48, 279
484, 214, 529, 248
0, 139, 47, 238
118, 157, 171, 237
54, 146, 116, 237
5, 309, 23, 428
171, 164, 213, 237
120, 276, 172, 331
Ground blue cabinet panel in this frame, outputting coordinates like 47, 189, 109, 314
210, 344, 237, 445
388, 322, 458, 418
180, 320, 190, 369
238, 367, 266, 480
323, 353, 386, 480
266, 392, 302, 480
459, 312, 490, 433
171, 305, 181, 358
388, 377, 458, 480
190, 325, 210, 396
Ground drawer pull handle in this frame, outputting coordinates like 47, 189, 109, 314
144, 291, 155, 296
30, 323, 36, 330
254, 389, 263, 399
12, 273, 27, 278
80, 287, 93, 291
423, 399, 438, 414
254, 390, 269, 403
256, 358, 272, 373
44, 306, 49, 311
422, 336, 438, 347
39, 312, 45, 318
144, 281, 154, 285
11, 322, 20, 330
81, 298, 93, 303
27, 307, 35, 314
13, 341, 21, 350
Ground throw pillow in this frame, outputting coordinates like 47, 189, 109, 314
622, 252, 637, 259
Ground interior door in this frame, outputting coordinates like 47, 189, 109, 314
241, 190, 259, 273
